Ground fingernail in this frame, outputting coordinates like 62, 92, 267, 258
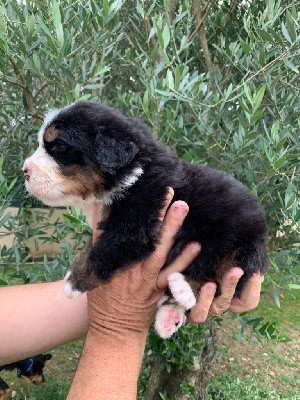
228, 267, 244, 279
190, 242, 201, 254
201, 282, 217, 295
174, 202, 188, 216
166, 187, 174, 199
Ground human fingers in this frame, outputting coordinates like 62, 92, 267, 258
229, 273, 264, 313
156, 242, 201, 289
143, 199, 189, 277
188, 282, 217, 323
157, 187, 175, 222
208, 267, 244, 316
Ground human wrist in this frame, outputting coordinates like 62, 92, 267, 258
68, 321, 147, 400
87, 283, 159, 336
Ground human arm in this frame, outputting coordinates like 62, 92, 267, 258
0, 280, 88, 365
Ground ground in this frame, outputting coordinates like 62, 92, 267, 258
209, 285, 300, 399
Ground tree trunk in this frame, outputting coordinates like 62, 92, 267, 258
143, 321, 217, 400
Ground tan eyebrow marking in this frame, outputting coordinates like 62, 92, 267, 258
44, 125, 59, 142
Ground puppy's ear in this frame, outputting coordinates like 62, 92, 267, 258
94, 132, 139, 174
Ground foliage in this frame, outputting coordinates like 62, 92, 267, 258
0, 0, 299, 396
146, 324, 206, 373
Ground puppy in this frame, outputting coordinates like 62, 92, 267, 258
23, 101, 268, 338
0, 354, 52, 399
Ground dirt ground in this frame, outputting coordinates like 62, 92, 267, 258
212, 313, 300, 395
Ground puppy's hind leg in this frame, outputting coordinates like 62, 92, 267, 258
155, 295, 187, 339
168, 272, 197, 310
154, 273, 197, 338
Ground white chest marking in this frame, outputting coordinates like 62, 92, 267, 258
101, 167, 144, 205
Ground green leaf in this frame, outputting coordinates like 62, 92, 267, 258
110, 0, 122, 13
272, 284, 281, 308
32, 51, 41, 71
283, 59, 299, 73
243, 83, 252, 105
25, 14, 36, 33
274, 154, 287, 170
102, 0, 110, 16
281, 22, 292, 44
256, 29, 273, 43
166, 69, 174, 90
288, 284, 300, 289
239, 38, 250, 55
268, 28, 285, 47
285, 11, 296, 42
225, 83, 233, 101
284, 182, 296, 209
52, 0, 64, 47
154, 22, 164, 49
271, 120, 279, 141
162, 24, 170, 49
174, 65, 182, 91
252, 84, 266, 112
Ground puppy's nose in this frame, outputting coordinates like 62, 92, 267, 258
23, 166, 31, 181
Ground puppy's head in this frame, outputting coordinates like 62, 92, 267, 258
23, 102, 150, 207
18, 354, 52, 385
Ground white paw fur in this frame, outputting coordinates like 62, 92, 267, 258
64, 271, 83, 298
168, 272, 196, 310
155, 303, 186, 339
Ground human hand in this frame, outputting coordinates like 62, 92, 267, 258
87, 189, 201, 335
188, 269, 264, 323
88, 189, 264, 334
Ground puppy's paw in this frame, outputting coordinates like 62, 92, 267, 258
64, 271, 84, 298
155, 303, 186, 339
168, 272, 196, 310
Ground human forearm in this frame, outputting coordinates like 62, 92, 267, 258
0, 280, 88, 365
67, 328, 147, 400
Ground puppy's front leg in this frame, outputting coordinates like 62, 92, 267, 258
64, 238, 101, 297
88, 189, 169, 282
88, 225, 157, 282
65, 189, 168, 295
64, 216, 160, 296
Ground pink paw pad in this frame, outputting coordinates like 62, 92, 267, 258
155, 304, 186, 339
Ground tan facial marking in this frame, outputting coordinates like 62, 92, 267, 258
26, 375, 44, 385
44, 125, 59, 142
61, 162, 105, 200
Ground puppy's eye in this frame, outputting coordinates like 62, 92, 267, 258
45, 140, 68, 153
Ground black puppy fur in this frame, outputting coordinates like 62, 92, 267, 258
41, 102, 268, 298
